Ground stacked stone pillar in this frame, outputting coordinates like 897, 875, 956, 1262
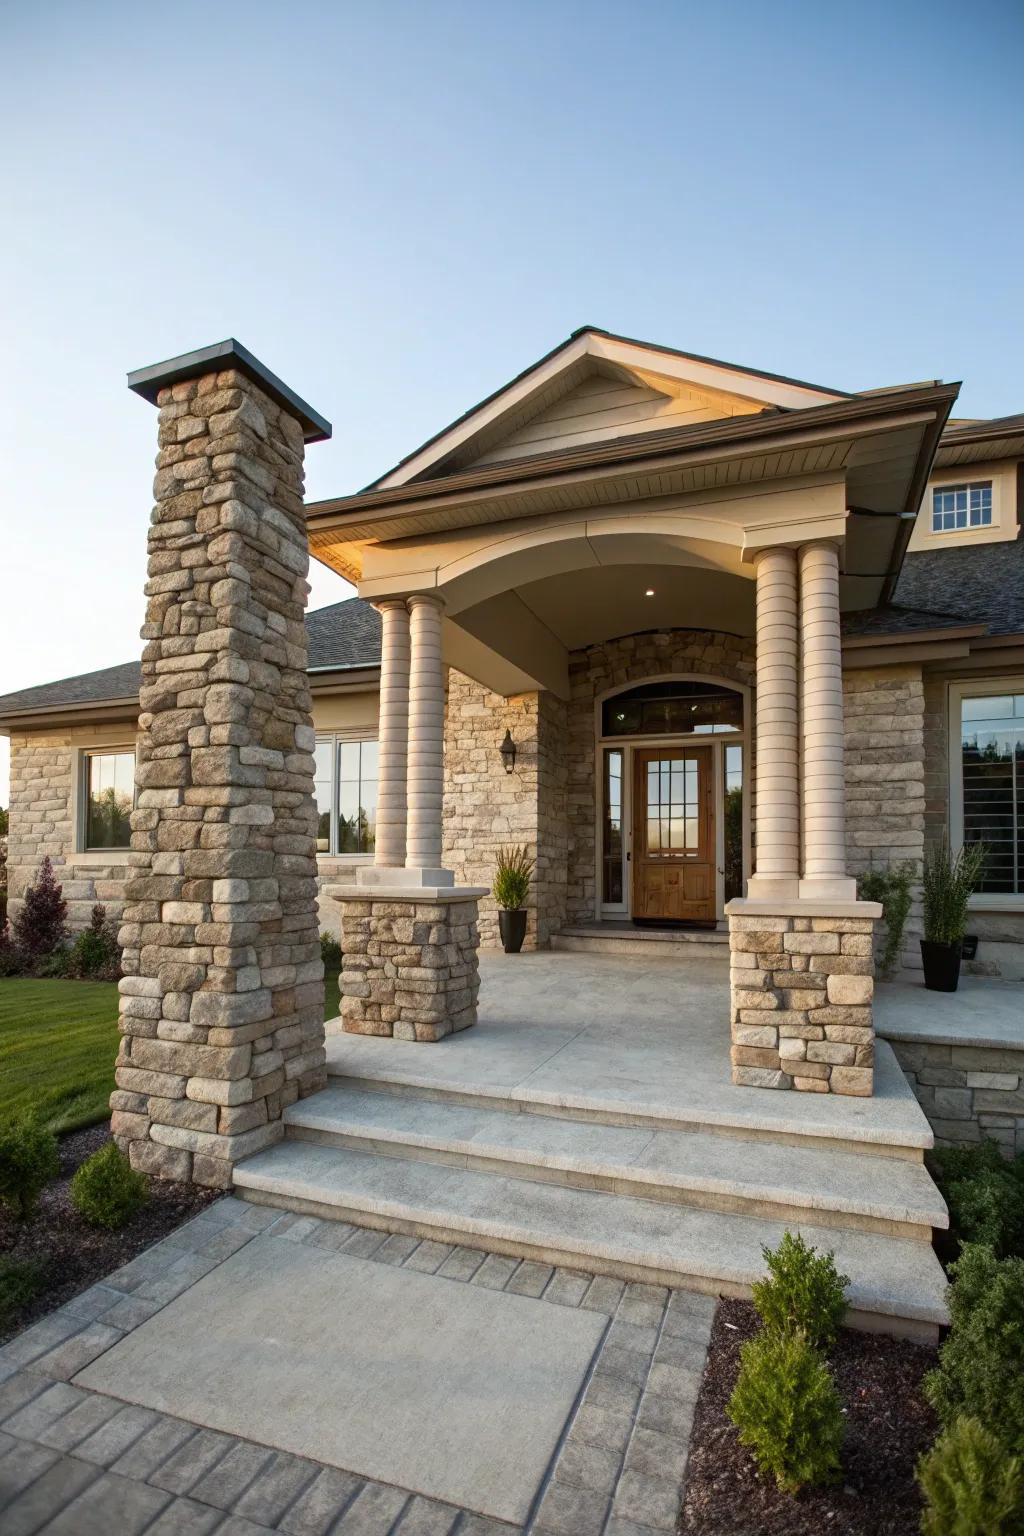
110, 343, 332, 1186
728, 539, 880, 1097
326, 591, 486, 1041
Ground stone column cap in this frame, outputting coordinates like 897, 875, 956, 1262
127, 338, 332, 443
726, 897, 883, 919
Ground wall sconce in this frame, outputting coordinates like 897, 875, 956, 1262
499, 729, 517, 775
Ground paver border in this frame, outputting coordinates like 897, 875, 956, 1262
0, 1197, 714, 1535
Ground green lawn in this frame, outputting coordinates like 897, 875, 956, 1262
0, 978, 121, 1134
0, 969, 343, 1135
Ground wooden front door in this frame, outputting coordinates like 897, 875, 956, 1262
632, 746, 715, 924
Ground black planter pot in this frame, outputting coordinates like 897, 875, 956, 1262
920, 938, 963, 993
498, 909, 528, 954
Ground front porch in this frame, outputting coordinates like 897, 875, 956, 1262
235, 949, 950, 1340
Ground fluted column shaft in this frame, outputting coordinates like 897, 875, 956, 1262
373, 600, 410, 869
406, 594, 446, 875
747, 547, 800, 898
799, 541, 856, 898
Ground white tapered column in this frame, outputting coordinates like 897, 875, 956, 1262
746, 547, 800, 899
799, 541, 856, 899
405, 593, 451, 884
373, 599, 410, 869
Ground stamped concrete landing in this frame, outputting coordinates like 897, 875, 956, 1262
77, 1237, 603, 1524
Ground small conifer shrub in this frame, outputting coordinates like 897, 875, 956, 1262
728, 1329, 844, 1493
918, 1417, 1024, 1536
751, 1230, 850, 1352
0, 1256, 44, 1329
71, 1142, 149, 1230
0, 1118, 60, 1220
925, 1244, 1024, 1456
67, 904, 122, 981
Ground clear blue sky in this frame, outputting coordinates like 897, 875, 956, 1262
1, 0, 1022, 800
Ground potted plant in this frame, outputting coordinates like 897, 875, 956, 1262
921, 838, 986, 992
493, 844, 534, 954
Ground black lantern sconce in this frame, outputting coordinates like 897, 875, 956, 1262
499, 729, 517, 775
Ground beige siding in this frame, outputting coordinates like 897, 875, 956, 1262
470, 373, 763, 468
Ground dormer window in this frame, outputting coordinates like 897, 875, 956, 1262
932, 481, 992, 533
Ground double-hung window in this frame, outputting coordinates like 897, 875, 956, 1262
932, 482, 992, 534
955, 687, 1024, 899
313, 737, 379, 855
82, 750, 135, 850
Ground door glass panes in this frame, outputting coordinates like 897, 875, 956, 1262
313, 741, 334, 852
646, 756, 699, 854
961, 693, 1024, 894
602, 749, 623, 903
85, 752, 135, 849
723, 743, 743, 903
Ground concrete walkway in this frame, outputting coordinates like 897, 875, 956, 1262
0, 1198, 714, 1536
876, 973, 1024, 1050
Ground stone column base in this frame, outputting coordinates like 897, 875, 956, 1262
726, 898, 882, 1097
327, 884, 487, 1041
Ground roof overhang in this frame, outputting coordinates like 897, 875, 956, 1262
0, 696, 140, 736
936, 415, 1024, 469
307, 382, 960, 603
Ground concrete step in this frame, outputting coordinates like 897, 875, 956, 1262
326, 1042, 934, 1163
551, 925, 729, 961
284, 1086, 948, 1241
233, 1139, 950, 1341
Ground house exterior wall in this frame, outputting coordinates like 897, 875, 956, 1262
442, 670, 568, 949
7, 722, 137, 931
7, 690, 380, 941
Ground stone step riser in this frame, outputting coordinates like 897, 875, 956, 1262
284, 1122, 933, 1241
329, 1071, 925, 1163
236, 1183, 941, 1347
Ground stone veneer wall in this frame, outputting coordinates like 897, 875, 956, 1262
888, 1037, 1024, 1156
336, 894, 480, 1039
7, 732, 134, 931
566, 631, 755, 926
111, 364, 326, 1187
443, 670, 568, 949
730, 911, 876, 1095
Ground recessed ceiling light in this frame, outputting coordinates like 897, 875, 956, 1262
644, 588, 655, 597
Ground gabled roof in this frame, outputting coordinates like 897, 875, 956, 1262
0, 598, 382, 722
368, 326, 851, 490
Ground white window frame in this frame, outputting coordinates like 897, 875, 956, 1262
76, 745, 136, 858
593, 674, 752, 925
948, 678, 1024, 911
931, 480, 993, 535
313, 731, 379, 863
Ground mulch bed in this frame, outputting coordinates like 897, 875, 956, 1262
0, 1122, 219, 1344
678, 1297, 940, 1536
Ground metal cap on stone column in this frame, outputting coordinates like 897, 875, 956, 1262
112, 340, 332, 1187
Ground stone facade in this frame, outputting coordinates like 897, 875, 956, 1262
729, 910, 876, 1095
443, 671, 567, 948
334, 892, 480, 1039
6, 732, 134, 931
111, 362, 326, 1188
889, 1037, 1024, 1156
565, 630, 755, 925
843, 664, 927, 880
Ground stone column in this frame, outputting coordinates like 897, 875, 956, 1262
110, 341, 331, 1187
373, 599, 411, 870
405, 593, 448, 883
746, 547, 800, 899
799, 541, 856, 900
